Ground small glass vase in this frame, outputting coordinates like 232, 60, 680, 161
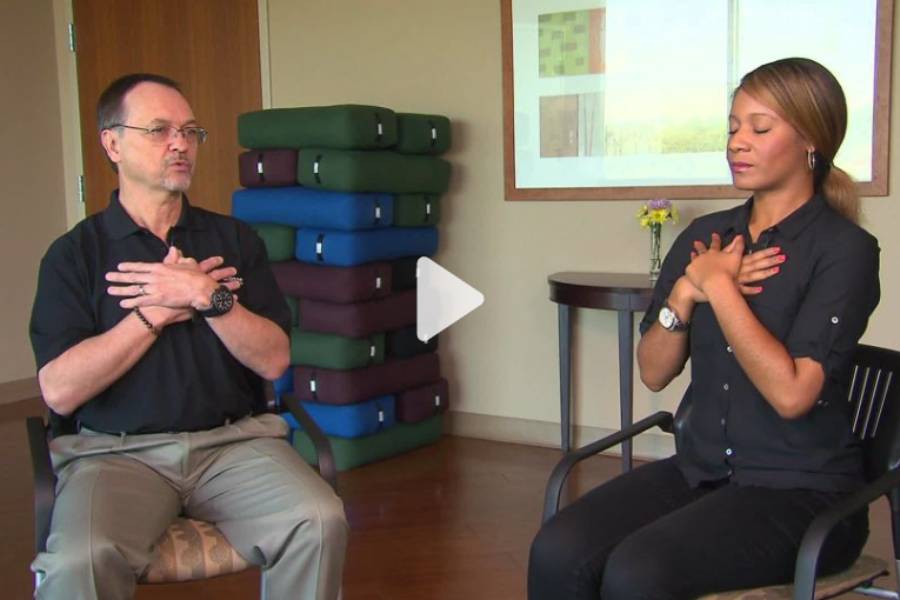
649, 223, 662, 281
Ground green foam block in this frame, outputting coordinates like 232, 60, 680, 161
395, 113, 452, 155
291, 329, 385, 370
293, 415, 443, 471
297, 148, 451, 194
252, 223, 295, 262
284, 296, 299, 326
393, 194, 441, 227
238, 104, 397, 150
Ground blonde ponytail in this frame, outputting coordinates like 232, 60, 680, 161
820, 165, 860, 223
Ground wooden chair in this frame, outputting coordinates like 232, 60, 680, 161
542, 344, 900, 600
26, 386, 335, 593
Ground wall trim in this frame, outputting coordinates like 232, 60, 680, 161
53, 0, 85, 229
0, 376, 40, 405
446, 410, 675, 460
258, 0, 272, 108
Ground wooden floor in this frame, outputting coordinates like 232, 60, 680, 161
1, 397, 895, 599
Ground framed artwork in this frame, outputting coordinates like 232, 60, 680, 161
501, 0, 894, 201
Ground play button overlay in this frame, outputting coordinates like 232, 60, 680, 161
416, 257, 484, 342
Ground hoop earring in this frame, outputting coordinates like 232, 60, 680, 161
807, 150, 816, 171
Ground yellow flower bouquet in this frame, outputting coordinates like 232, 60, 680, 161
636, 198, 679, 229
636, 199, 678, 280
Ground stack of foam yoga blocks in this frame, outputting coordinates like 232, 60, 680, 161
233, 104, 452, 471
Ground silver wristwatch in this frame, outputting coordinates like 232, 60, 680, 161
658, 302, 689, 332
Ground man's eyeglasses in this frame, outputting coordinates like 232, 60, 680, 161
110, 124, 209, 145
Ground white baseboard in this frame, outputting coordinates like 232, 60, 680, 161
446, 410, 675, 461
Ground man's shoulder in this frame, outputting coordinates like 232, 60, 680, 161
42, 212, 106, 263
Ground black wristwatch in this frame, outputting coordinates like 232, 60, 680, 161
198, 285, 234, 318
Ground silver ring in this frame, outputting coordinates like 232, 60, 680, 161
138, 284, 146, 296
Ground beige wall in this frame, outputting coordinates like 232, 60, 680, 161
0, 0, 67, 392
267, 0, 900, 452
6, 1, 898, 436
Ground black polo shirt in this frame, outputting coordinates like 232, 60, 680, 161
30, 191, 292, 434
640, 194, 880, 492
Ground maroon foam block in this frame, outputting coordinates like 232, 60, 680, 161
238, 149, 298, 187
298, 289, 415, 338
293, 353, 440, 406
272, 260, 393, 303
396, 378, 449, 423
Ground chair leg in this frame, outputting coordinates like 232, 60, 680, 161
897, 557, 900, 596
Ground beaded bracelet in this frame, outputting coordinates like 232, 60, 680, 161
133, 307, 161, 336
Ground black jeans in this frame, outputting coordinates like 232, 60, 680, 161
528, 457, 868, 600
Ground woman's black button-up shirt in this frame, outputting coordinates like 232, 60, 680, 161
639, 195, 880, 492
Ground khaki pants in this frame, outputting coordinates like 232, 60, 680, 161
32, 414, 348, 600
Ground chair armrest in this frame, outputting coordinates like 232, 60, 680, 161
792, 466, 900, 600
542, 411, 674, 524
26, 416, 55, 553
280, 392, 338, 493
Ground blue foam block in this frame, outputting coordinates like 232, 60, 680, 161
274, 368, 294, 396
295, 227, 438, 267
232, 187, 393, 231
301, 395, 396, 438
280, 412, 300, 431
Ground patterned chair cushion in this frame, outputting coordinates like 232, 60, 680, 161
697, 554, 888, 600
140, 517, 252, 583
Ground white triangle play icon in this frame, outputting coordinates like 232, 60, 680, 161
416, 257, 484, 342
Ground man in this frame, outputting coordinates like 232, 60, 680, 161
29, 73, 348, 599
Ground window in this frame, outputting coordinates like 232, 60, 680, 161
502, 0, 893, 200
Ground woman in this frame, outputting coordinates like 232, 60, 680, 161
528, 58, 880, 600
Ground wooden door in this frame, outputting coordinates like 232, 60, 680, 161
72, 0, 262, 216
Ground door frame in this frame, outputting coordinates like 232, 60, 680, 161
51, 0, 272, 228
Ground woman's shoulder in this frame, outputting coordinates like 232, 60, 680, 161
817, 203, 879, 254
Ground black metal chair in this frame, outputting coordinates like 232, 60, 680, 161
26, 384, 336, 591
542, 344, 900, 600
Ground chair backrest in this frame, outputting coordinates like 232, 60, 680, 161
847, 344, 900, 563
26, 416, 56, 554
847, 344, 900, 482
